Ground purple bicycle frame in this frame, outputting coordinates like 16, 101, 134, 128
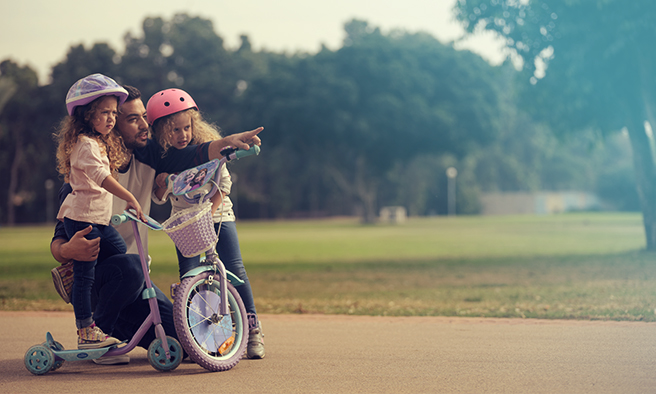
101, 220, 172, 360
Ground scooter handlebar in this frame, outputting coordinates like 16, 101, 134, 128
111, 213, 129, 226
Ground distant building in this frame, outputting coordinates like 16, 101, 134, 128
480, 192, 602, 215
379, 206, 407, 223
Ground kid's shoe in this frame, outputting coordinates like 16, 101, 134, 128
78, 324, 120, 349
247, 320, 265, 359
51, 262, 74, 304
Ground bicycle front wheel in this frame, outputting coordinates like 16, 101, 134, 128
173, 272, 248, 371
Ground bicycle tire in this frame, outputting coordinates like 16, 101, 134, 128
173, 272, 248, 371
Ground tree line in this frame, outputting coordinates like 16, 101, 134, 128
0, 12, 638, 227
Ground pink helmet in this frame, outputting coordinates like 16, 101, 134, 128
65, 73, 128, 116
146, 88, 198, 125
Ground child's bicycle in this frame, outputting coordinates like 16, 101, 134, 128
24, 145, 260, 374
157, 145, 260, 371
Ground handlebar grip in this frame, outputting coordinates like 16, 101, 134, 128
234, 145, 260, 159
111, 213, 129, 226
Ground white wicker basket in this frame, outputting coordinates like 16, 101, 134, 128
162, 202, 217, 257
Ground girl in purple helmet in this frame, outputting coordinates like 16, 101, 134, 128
148, 88, 265, 359
55, 74, 146, 349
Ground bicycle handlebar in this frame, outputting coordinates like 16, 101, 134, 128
220, 144, 260, 162
232, 145, 260, 160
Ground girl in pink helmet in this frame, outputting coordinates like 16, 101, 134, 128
55, 73, 146, 349
148, 88, 265, 359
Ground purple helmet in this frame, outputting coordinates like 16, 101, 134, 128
65, 73, 128, 116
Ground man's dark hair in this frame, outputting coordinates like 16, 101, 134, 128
122, 85, 141, 102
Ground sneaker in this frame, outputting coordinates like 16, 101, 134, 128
51, 262, 74, 304
93, 354, 130, 365
247, 322, 265, 359
78, 324, 121, 349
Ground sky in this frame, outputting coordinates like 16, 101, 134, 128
0, 0, 507, 85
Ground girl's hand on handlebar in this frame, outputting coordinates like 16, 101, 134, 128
127, 200, 146, 223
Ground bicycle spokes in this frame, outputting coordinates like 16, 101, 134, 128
186, 285, 235, 354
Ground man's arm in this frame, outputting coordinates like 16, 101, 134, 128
51, 225, 100, 263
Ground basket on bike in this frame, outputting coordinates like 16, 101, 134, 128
162, 202, 217, 257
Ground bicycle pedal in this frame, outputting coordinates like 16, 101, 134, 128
170, 282, 180, 299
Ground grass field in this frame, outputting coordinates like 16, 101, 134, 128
2, 213, 656, 321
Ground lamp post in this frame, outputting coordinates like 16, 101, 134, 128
446, 167, 458, 216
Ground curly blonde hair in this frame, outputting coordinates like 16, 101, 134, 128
54, 96, 128, 182
152, 108, 222, 153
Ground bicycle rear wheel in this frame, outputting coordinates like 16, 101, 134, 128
173, 272, 248, 371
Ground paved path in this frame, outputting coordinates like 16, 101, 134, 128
1, 312, 655, 393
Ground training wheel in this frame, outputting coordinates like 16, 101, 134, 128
24, 345, 55, 375
148, 336, 183, 372
49, 340, 65, 371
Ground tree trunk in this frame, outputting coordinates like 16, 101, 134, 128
327, 155, 378, 223
353, 155, 377, 224
626, 121, 656, 250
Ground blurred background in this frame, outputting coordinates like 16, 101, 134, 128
0, 0, 647, 231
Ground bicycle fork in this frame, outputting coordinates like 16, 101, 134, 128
204, 249, 229, 317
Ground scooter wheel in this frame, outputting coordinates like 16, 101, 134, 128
148, 336, 183, 372
24, 345, 55, 375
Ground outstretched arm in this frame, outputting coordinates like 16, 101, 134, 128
207, 127, 263, 160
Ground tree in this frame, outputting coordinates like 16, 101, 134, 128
118, 13, 268, 130
454, 0, 656, 249
0, 60, 51, 224
244, 20, 506, 222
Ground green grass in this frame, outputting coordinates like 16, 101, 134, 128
2, 213, 655, 321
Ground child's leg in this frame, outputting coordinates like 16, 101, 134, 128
64, 219, 121, 349
215, 221, 264, 359
214, 221, 256, 315
176, 247, 201, 279
64, 218, 100, 329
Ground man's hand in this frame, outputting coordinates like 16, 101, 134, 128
54, 225, 100, 263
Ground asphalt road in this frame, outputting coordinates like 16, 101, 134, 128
1, 311, 655, 393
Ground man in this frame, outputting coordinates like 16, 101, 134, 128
51, 85, 263, 364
